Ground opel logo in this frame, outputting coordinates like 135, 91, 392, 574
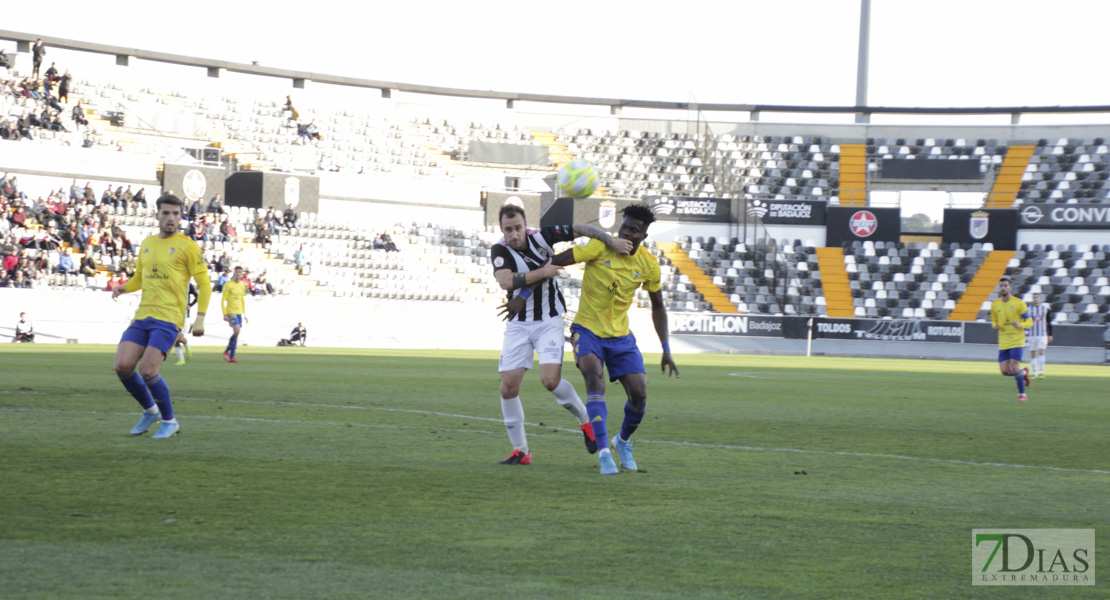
1020, 205, 1044, 224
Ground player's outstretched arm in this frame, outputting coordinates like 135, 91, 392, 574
551, 249, 577, 267
649, 289, 680, 378
572, 224, 632, 255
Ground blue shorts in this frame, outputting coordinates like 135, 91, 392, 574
228, 314, 244, 327
571, 324, 645, 382
120, 317, 179, 355
998, 348, 1023, 363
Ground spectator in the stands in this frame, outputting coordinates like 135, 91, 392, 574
190, 215, 207, 242
283, 204, 298, 232
284, 95, 299, 121
0, 119, 19, 141
295, 245, 307, 270
253, 220, 272, 250
31, 40, 46, 79
57, 248, 77, 274
305, 120, 321, 141
253, 271, 274, 296
121, 185, 133, 206
220, 213, 236, 242
252, 209, 266, 234
215, 251, 232, 274
10, 268, 31, 289
265, 208, 281, 234
206, 193, 224, 214
79, 252, 97, 279
69, 179, 83, 201
118, 251, 135, 277
58, 70, 71, 103
82, 182, 96, 205
100, 187, 116, 207
4, 176, 27, 201
132, 188, 147, 209
8, 206, 27, 228
44, 63, 58, 82
16, 114, 33, 140
0, 49, 9, 69
186, 196, 204, 221
105, 274, 122, 292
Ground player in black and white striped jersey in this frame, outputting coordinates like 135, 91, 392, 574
490, 202, 632, 465
1026, 293, 1053, 378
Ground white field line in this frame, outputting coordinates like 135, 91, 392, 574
2, 394, 1108, 476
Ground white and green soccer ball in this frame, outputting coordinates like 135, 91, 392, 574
556, 159, 599, 198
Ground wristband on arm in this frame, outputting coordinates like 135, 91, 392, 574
191, 314, 205, 330
662, 341, 671, 353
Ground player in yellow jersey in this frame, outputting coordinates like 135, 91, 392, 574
111, 195, 211, 438
990, 276, 1032, 402
221, 266, 248, 364
552, 203, 680, 475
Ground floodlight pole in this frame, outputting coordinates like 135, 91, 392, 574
855, 0, 871, 124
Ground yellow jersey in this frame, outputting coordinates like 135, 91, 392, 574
123, 233, 212, 328
571, 239, 661, 338
222, 280, 248, 316
990, 296, 1031, 350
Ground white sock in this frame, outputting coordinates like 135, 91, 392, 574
500, 396, 527, 454
175, 346, 185, 360
1038, 356, 1046, 375
143, 406, 159, 415
551, 379, 589, 426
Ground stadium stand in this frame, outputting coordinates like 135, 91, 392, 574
1, 36, 1106, 335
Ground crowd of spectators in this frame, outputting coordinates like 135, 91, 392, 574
1, 174, 148, 287
2, 40, 85, 144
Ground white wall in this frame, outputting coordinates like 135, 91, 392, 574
317, 198, 484, 231
0, 144, 159, 181
1017, 230, 1110, 249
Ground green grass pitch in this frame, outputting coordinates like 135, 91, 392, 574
1, 345, 1107, 599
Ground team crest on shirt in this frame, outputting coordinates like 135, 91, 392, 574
169, 248, 176, 255
970, 211, 989, 239
493, 256, 504, 268
634, 271, 640, 279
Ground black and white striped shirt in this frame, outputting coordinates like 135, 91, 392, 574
490, 225, 573, 322
1028, 304, 1053, 338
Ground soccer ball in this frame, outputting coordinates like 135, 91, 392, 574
556, 159, 599, 198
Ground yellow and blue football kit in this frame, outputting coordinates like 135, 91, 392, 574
991, 296, 1031, 360
120, 232, 212, 344
222, 279, 248, 325
571, 239, 661, 339
116, 231, 211, 430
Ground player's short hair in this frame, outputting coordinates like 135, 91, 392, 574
999, 276, 1011, 283
622, 203, 656, 228
498, 203, 526, 225
155, 194, 183, 211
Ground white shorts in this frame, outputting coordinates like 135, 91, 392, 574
499, 317, 565, 372
1027, 336, 1048, 351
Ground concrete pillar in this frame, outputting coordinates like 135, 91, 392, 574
116, 55, 130, 67
207, 67, 223, 78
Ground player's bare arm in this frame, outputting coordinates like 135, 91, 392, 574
649, 289, 680, 378
572, 224, 632, 255
551, 249, 577, 267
